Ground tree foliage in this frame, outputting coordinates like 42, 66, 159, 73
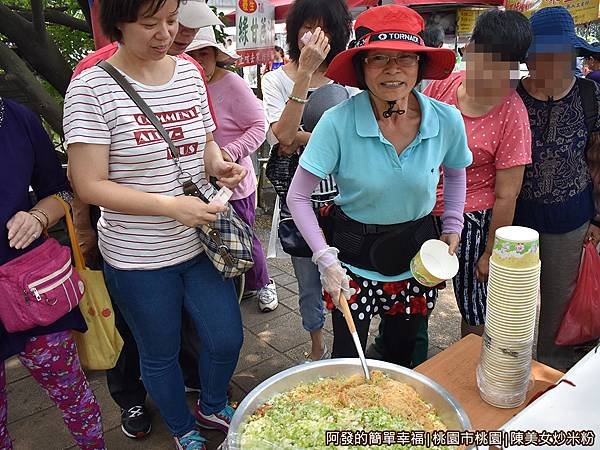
577, 21, 600, 44
0, 0, 93, 136
44, 2, 94, 69
0, 1, 230, 138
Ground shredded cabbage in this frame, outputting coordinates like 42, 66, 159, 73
240, 371, 458, 450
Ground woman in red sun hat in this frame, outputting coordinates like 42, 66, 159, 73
287, 5, 472, 365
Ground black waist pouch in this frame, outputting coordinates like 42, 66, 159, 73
324, 207, 439, 276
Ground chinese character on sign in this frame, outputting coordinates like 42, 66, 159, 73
239, 0, 257, 13
238, 16, 249, 46
538, 430, 555, 446
250, 17, 258, 43
553, 430, 567, 446
260, 17, 268, 44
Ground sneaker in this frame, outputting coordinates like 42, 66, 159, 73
195, 403, 235, 433
257, 279, 278, 312
121, 405, 151, 439
174, 430, 207, 450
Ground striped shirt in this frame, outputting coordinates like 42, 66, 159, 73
63, 58, 215, 270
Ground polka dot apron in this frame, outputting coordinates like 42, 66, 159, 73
323, 269, 438, 321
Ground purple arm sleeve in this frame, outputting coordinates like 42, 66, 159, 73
441, 167, 466, 235
287, 167, 329, 254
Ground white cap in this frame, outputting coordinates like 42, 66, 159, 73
186, 27, 240, 65
178, 0, 222, 29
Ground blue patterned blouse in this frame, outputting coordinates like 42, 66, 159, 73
514, 80, 600, 234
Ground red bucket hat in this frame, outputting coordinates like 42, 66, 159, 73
326, 5, 456, 87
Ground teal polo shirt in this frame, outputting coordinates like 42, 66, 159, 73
300, 89, 472, 281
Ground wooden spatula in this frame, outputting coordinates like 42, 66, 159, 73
338, 292, 371, 381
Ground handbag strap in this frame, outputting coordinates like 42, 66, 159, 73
52, 195, 86, 272
97, 60, 209, 201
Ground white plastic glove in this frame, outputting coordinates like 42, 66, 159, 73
312, 247, 356, 308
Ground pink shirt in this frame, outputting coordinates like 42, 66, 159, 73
209, 71, 266, 200
425, 72, 532, 214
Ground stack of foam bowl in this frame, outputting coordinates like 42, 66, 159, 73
476, 226, 541, 408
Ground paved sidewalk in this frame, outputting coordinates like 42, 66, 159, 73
4, 214, 462, 449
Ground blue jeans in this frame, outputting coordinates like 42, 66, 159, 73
103, 254, 243, 437
291, 256, 325, 332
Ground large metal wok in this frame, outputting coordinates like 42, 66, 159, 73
225, 358, 472, 449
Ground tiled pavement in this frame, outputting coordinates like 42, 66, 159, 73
4, 214, 462, 449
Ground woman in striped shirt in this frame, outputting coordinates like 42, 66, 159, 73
65, 0, 246, 448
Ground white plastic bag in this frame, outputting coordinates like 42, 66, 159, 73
267, 196, 290, 260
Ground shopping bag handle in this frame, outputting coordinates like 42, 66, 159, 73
52, 195, 86, 272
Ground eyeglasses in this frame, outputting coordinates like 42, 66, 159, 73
363, 54, 420, 68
